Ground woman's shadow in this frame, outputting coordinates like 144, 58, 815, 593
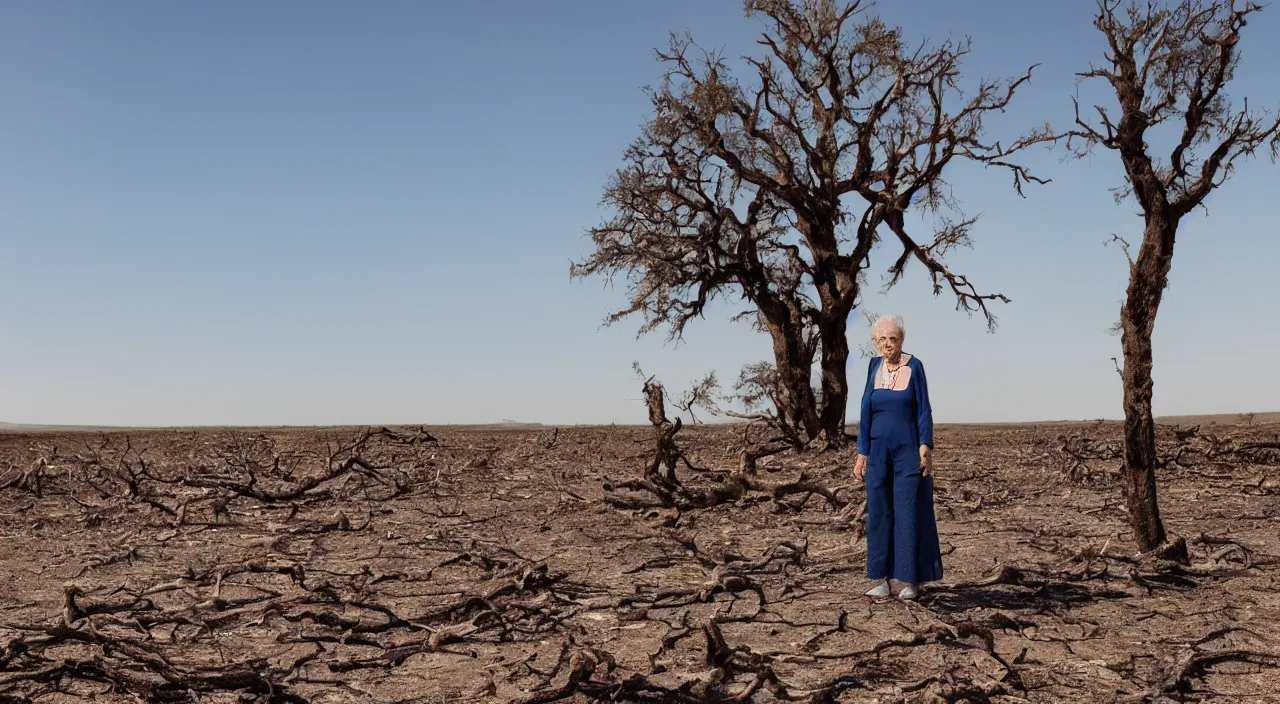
919, 566, 1133, 614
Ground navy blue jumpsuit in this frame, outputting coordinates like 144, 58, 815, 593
857, 355, 943, 584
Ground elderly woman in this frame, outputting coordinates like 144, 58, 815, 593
853, 314, 942, 600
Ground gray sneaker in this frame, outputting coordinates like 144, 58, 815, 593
864, 580, 891, 598
897, 583, 919, 601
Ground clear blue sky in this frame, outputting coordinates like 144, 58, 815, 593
2, 1, 1277, 427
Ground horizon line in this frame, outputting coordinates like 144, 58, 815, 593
2, 410, 1275, 433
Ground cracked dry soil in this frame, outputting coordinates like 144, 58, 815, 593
1, 417, 1278, 703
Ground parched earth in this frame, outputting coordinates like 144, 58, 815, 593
0, 415, 1278, 703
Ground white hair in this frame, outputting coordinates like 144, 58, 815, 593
871, 313, 905, 340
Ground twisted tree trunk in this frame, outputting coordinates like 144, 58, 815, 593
1119, 215, 1185, 561
1119, 305, 1165, 552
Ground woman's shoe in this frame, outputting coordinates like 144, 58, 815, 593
897, 583, 919, 601
864, 580, 891, 598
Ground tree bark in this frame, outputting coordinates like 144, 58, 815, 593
763, 316, 820, 442
1119, 312, 1166, 552
806, 215, 856, 449
817, 311, 850, 447
1120, 216, 1175, 555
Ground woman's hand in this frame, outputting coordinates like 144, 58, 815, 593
919, 445, 933, 476
853, 453, 868, 480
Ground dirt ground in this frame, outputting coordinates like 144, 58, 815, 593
1, 416, 1278, 703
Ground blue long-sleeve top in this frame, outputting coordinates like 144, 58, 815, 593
856, 355, 934, 456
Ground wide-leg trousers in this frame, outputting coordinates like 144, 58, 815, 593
865, 441, 943, 583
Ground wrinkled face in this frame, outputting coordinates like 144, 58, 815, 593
873, 324, 903, 359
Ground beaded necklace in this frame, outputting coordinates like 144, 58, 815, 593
880, 357, 905, 390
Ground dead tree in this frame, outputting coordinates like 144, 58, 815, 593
571, 0, 1057, 447
642, 373, 685, 486
605, 371, 841, 511
1067, 0, 1279, 557
599, 367, 712, 508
